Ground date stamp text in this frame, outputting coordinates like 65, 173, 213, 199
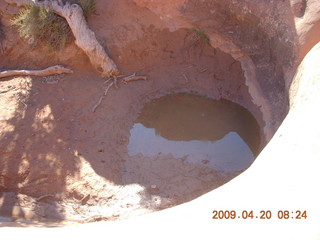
212, 210, 307, 220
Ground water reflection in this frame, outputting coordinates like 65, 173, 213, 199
128, 94, 260, 173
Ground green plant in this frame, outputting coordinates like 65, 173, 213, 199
188, 28, 211, 46
70, 0, 96, 19
11, 4, 70, 50
11, 0, 96, 50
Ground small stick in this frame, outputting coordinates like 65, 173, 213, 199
104, 81, 114, 95
122, 73, 148, 83
113, 75, 118, 89
115, 75, 125, 78
92, 82, 114, 112
92, 96, 104, 113
182, 73, 188, 83
122, 76, 148, 83
103, 77, 112, 84
125, 73, 136, 78
93, 72, 148, 113
200, 68, 207, 73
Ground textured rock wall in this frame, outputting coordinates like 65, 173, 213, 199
134, 0, 320, 140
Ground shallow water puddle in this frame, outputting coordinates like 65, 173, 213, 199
128, 93, 260, 173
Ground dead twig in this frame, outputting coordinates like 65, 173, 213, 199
182, 73, 189, 83
123, 72, 136, 79
104, 81, 114, 95
103, 77, 112, 84
104, 75, 124, 85
122, 73, 148, 84
113, 75, 118, 89
92, 96, 104, 113
92, 82, 114, 112
93, 72, 147, 113
0, 65, 73, 79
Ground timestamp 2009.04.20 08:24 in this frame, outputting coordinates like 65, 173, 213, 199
212, 210, 307, 220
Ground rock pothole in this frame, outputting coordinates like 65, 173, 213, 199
0, 0, 306, 225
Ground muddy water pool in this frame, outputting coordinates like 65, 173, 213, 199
128, 93, 260, 173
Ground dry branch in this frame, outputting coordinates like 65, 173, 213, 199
92, 81, 114, 112
122, 73, 148, 83
6, 0, 119, 78
0, 65, 73, 79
